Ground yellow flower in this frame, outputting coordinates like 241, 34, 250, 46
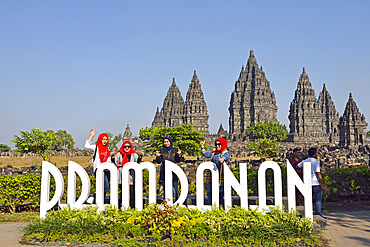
127, 217, 134, 224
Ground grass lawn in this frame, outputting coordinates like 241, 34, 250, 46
0, 211, 38, 223
0, 155, 158, 169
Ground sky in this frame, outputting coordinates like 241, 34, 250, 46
1, 1, 369, 149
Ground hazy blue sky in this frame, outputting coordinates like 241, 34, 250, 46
1, 1, 369, 149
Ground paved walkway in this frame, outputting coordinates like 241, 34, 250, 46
1, 211, 370, 246
0, 222, 27, 247
323, 210, 370, 247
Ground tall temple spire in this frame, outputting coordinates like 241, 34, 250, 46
184, 71, 209, 132
339, 93, 368, 146
318, 83, 339, 142
152, 78, 184, 127
289, 68, 324, 141
229, 50, 277, 139
152, 72, 209, 133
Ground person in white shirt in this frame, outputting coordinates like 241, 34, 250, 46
84, 129, 114, 203
298, 147, 327, 218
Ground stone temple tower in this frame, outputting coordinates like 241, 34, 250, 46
318, 83, 340, 143
152, 78, 185, 127
183, 71, 209, 132
339, 93, 368, 146
288, 68, 324, 142
229, 50, 278, 140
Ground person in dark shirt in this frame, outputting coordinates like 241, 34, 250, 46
290, 148, 303, 206
156, 135, 182, 201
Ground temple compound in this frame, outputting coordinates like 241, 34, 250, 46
152, 71, 209, 133
150, 50, 367, 146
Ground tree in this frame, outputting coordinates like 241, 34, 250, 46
0, 144, 10, 152
107, 133, 122, 151
12, 129, 57, 161
246, 138, 279, 162
46, 129, 75, 151
367, 130, 370, 139
245, 121, 287, 142
139, 124, 207, 156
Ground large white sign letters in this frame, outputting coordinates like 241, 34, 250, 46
40, 160, 312, 220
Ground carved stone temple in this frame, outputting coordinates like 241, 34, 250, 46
318, 83, 340, 142
288, 68, 340, 143
338, 93, 368, 147
152, 78, 185, 128
152, 71, 209, 133
183, 71, 209, 131
228, 50, 278, 141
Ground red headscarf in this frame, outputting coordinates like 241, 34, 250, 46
97, 133, 110, 163
119, 141, 136, 167
214, 138, 227, 154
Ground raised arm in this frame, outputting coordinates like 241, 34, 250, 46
87, 129, 96, 144
84, 129, 97, 151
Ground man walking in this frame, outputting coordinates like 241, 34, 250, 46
298, 147, 327, 218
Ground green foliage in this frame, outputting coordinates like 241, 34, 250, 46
246, 137, 280, 161
46, 129, 75, 151
0, 174, 42, 213
323, 166, 370, 202
367, 130, 370, 139
246, 121, 287, 142
0, 144, 10, 152
24, 203, 321, 246
105, 132, 122, 151
139, 124, 207, 156
12, 129, 57, 161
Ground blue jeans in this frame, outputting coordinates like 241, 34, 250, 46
312, 185, 322, 215
160, 181, 179, 201
94, 170, 110, 197
206, 182, 224, 208
206, 182, 212, 205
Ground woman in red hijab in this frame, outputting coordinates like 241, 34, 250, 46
115, 141, 144, 208
84, 129, 114, 203
200, 138, 230, 208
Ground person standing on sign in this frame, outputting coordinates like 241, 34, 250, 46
298, 147, 327, 219
200, 138, 230, 208
115, 141, 144, 208
84, 129, 115, 204
156, 135, 182, 201
290, 148, 303, 206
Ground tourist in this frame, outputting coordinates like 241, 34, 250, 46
290, 148, 303, 206
115, 141, 144, 208
200, 138, 230, 208
298, 147, 327, 219
84, 129, 115, 204
156, 135, 182, 201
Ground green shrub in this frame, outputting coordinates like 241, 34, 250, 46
0, 174, 42, 213
323, 166, 370, 201
24, 202, 322, 246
